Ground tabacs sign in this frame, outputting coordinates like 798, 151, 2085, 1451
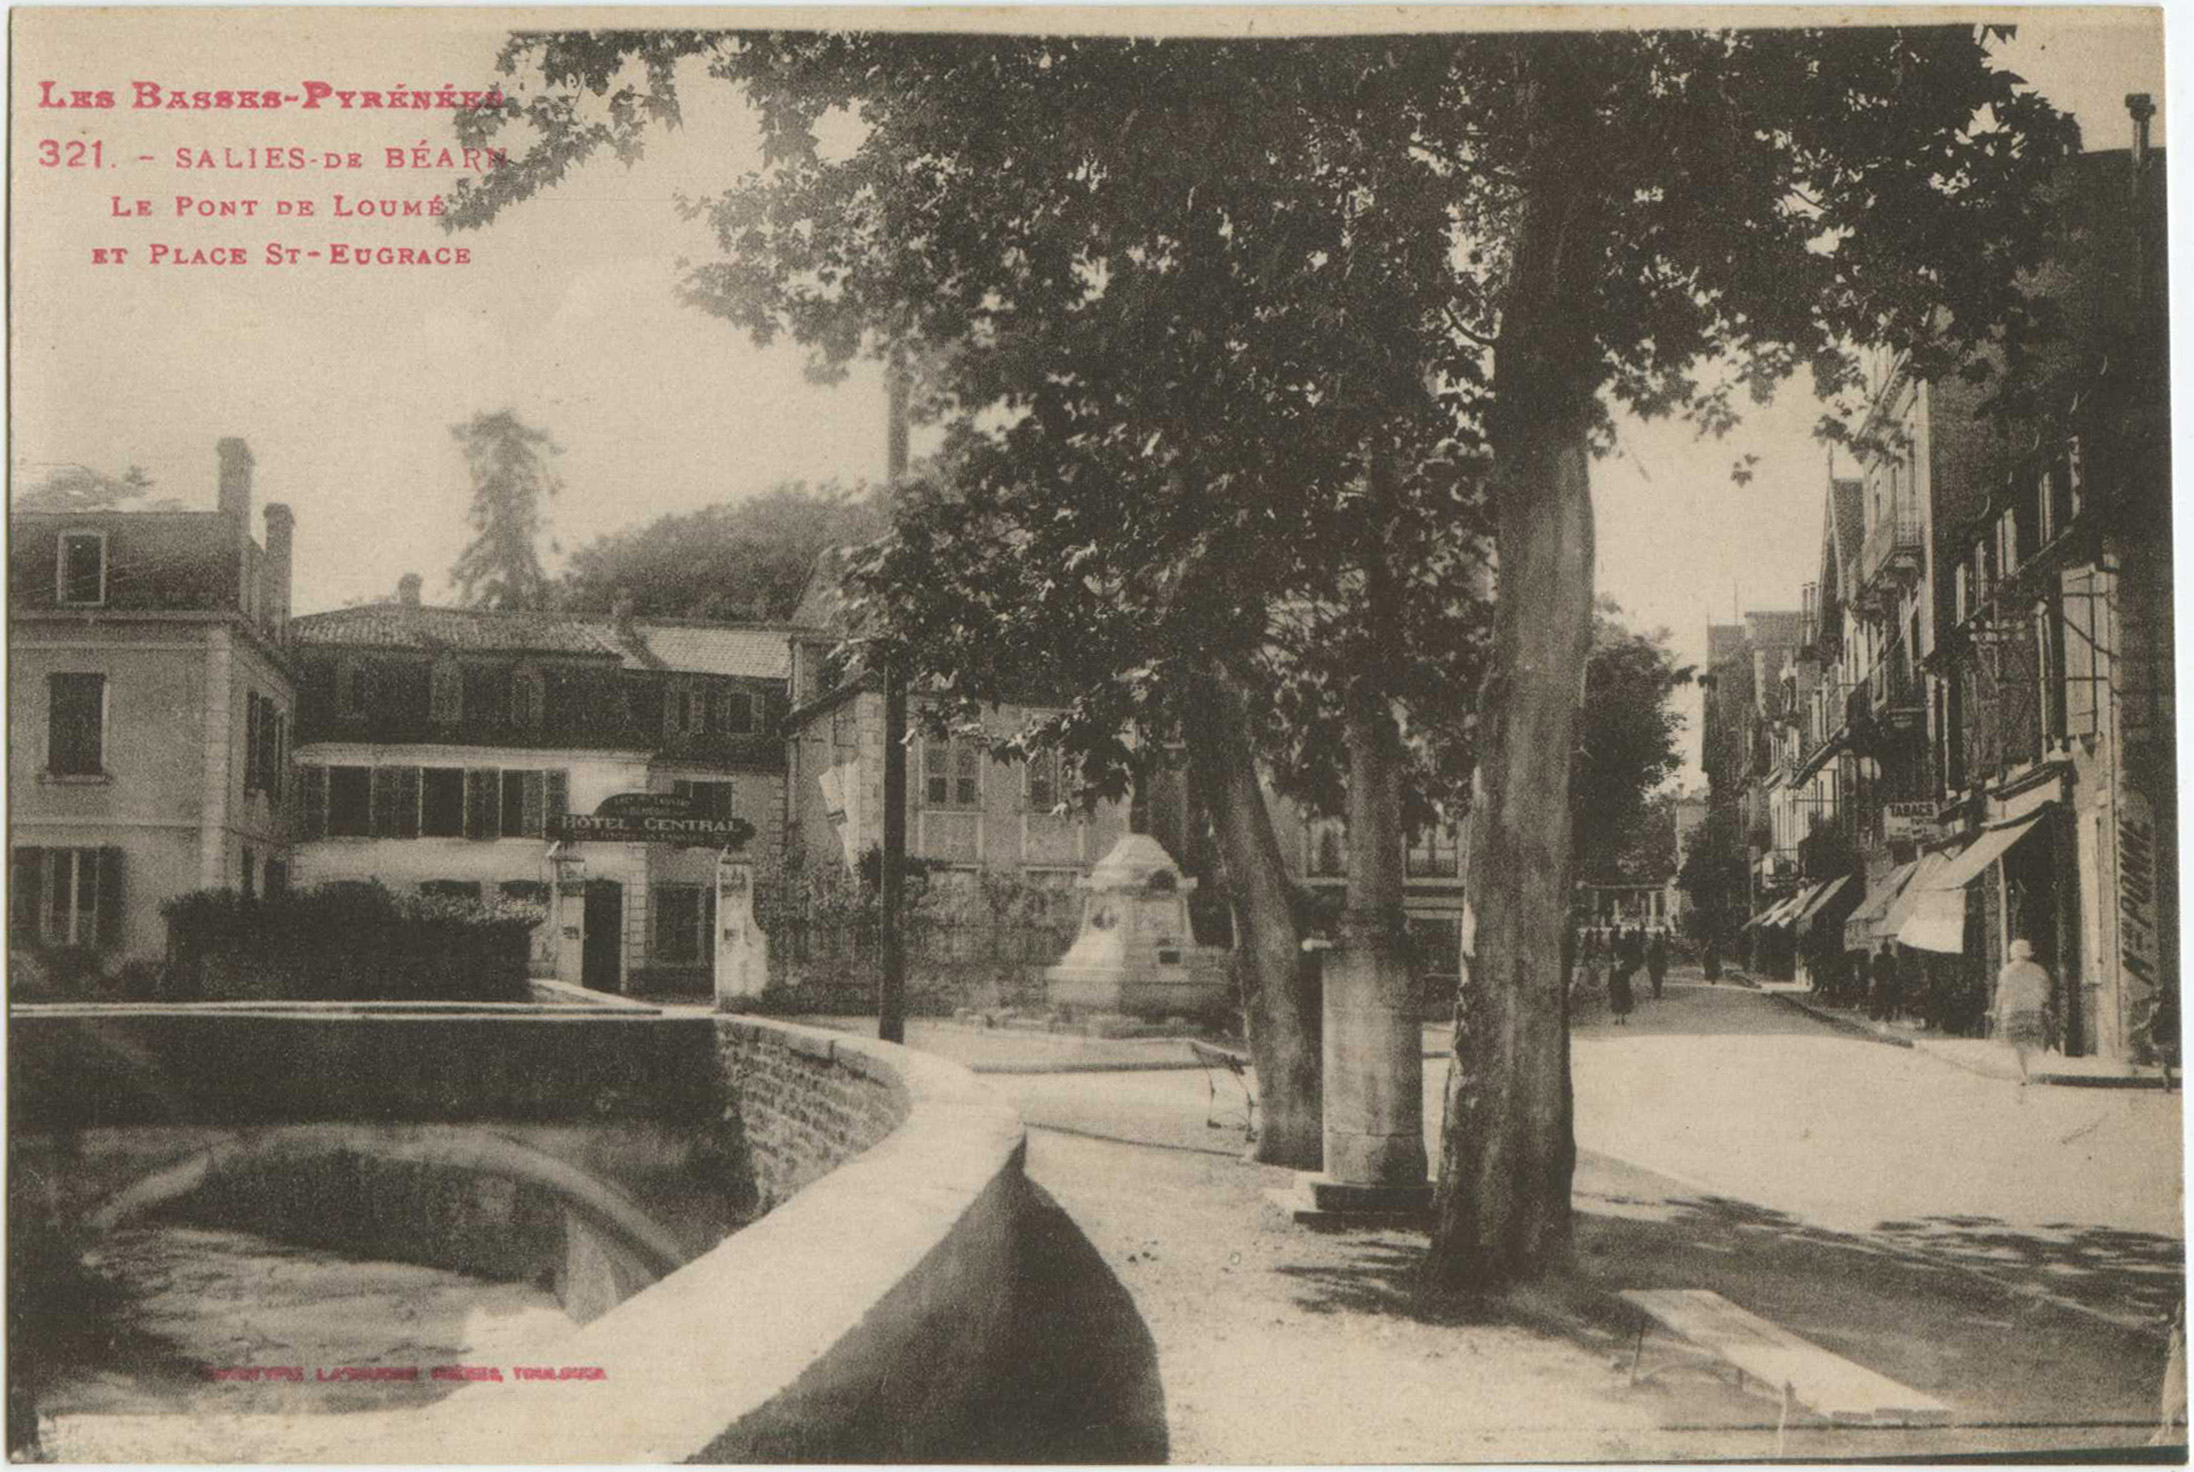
550, 791, 754, 849
1882, 802, 1940, 844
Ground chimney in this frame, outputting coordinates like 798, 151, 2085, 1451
612, 586, 637, 638
397, 572, 422, 607
263, 503, 295, 635
2127, 93, 2155, 170
216, 437, 254, 523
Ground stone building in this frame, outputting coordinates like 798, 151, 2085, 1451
287, 589, 793, 995
8, 438, 297, 969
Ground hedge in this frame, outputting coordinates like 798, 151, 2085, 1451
159, 883, 544, 1003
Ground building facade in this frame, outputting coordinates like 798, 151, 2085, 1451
288, 591, 793, 995
8, 439, 297, 971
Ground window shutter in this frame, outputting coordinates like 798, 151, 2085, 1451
546, 770, 569, 827
522, 770, 546, 839
465, 769, 499, 840
372, 766, 420, 839
10, 848, 43, 946
96, 848, 125, 948
299, 765, 327, 839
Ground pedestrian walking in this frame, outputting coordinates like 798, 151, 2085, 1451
1645, 928, 1668, 1001
1869, 941, 1900, 1023
1608, 951, 1635, 1024
1995, 937, 2053, 1086
1703, 934, 1721, 983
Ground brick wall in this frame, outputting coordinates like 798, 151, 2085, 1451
715, 1018, 910, 1210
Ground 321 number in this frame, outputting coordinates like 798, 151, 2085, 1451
37, 140, 103, 168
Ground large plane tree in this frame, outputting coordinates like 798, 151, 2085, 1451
451, 22, 2075, 1279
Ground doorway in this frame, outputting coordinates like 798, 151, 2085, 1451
582, 880, 623, 993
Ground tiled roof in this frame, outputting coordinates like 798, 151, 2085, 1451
291, 603, 792, 679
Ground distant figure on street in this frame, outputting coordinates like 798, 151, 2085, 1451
1703, 935, 1721, 983
1995, 937, 2053, 1086
1645, 929, 1669, 1001
1607, 949, 1635, 1024
1869, 941, 1900, 1023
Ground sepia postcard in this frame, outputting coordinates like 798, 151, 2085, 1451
5, 4, 2183, 1463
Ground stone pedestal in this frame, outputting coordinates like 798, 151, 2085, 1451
551, 856, 588, 987
714, 859, 769, 1009
1274, 920, 1430, 1226
1043, 834, 1231, 1019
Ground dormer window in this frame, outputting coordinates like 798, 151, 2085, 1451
57, 532, 106, 606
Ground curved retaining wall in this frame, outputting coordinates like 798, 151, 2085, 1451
13, 1006, 1029, 1463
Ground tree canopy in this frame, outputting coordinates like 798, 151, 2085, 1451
1571, 606, 1693, 888
559, 479, 885, 621
12, 464, 177, 513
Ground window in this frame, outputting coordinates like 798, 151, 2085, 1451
240, 847, 256, 900
47, 673, 106, 776
1406, 916, 1464, 992
245, 691, 286, 796
1026, 749, 1062, 813
12, 847, 122, 949
326, 766, 371, 836
1406, 823, 1461, 879
420, 768, 465, 837
266, 859, 289, 898
923, 739, 980, 808
652, 883, 713, 965
362, 766, 415, 839
1307, 817, 1347, 878
336, 659, 366, 719
430, 655, 463, 727
459, 768, 497, 840
832, 705, 859, 754
500, 770, 530, 836
420, 879, 483, 904
56, 532, 107, 606
664, 682, 708, 739
712, 688, 756, 736
2062, 569, 2108, 739
672, 779, 736, 821
510, 665, 546, 731
500, 880, 547, 906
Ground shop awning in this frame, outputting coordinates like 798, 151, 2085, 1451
1879, 849, 1957, 941
1897, 887, 1968, 953
1795, 875, 1861, 936
1843, 861, 1918, 950
1922, 810, 2049, 893
1771, 880, 1832, 929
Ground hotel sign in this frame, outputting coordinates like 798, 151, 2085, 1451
550, 791, 753, 849
1882, 802, 1940, 844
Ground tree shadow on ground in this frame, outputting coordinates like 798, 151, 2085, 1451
1574, 1188, 2181, 1431
1267, 1239, 1511, 1328
950, 1179, 1169, 1464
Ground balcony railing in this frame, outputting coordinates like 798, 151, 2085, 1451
1857, 501, 1924, 597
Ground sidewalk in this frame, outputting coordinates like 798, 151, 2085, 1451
991, 1073, 2179, 1460
1757, 982, 2176, 1088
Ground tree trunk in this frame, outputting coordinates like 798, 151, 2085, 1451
1429, 53, 1604, 1286
1184, 658, 1322, 1169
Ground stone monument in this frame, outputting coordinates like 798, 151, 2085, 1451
714, 857, 769, 1009
1044, 834, 1231, 1018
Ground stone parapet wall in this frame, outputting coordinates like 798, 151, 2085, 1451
716, 1018, 911, 1208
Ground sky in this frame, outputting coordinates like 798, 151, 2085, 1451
7, 7, 2171, 783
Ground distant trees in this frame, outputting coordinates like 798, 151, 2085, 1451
13, 463, 177, 513
450, 410, 562, 611
1572, 609, 1693, 888
559, 481, 886, 621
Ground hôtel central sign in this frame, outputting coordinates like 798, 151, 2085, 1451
549, 791, 753, 850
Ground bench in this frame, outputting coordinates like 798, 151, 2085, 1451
1622, 1288, 1950, 1432
1187, 1039, 1256, 1140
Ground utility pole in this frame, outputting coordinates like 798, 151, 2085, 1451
878, 347, 910, 1044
